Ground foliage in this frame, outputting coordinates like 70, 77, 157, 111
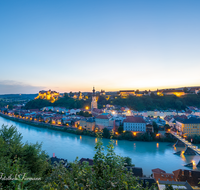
0, 125, 51, 189
25, 97, 91, 110
8, 105, 13, 110
164, 124, 171, 131
186, 134, 200, 144
24, 99, 52, 109
124, 156, 134, 166
102, 127, 110, 138
44, 132, 154, 189
76, 111, 92, 117
153, 122, 159, 134
110, 94, 200, 111
118, 125, 124, 134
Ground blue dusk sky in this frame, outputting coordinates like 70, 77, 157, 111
0, 0, 200, 94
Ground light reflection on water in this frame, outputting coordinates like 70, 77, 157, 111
1, 116, 200, 176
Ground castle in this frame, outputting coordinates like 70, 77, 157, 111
35, 90, 60, 103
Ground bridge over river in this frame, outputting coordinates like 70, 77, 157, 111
170, 131, 200, 167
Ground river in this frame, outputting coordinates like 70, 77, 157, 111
0, 116, 200, 176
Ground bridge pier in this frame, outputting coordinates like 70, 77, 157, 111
196, 161, 200, 167
175, 140, 185, 147
183, 146, 196, 155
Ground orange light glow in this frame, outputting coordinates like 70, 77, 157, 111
180, 151, 186, 161
85, 106, 89, 110
192, 160, 197, 169
80, 136, 82, 140
133, 132, 136, 136
156, 134, 160, 137
116, 140, 118, 146
115, 132, 119, 135
95, 138, 97, 143
78, 126, 82, 130
156, 143, 159, 148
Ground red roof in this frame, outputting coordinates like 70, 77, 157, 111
152, 168, 166, 174
96, 114, 111, 119
124, 116, 146, 123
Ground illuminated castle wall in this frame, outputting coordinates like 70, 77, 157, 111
35, 90, 60, 103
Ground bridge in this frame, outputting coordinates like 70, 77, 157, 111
170, 131, 200, 155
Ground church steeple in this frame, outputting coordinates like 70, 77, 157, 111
93, 87, 95, 96
91, 87, 97, 111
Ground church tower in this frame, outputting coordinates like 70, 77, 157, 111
91, 87, 98, 110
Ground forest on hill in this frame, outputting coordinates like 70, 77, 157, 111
24, 94, 200, 111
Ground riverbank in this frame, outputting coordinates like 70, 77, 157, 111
0, 113, 176, 143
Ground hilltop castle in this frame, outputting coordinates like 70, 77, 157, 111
35, 90, 60, 103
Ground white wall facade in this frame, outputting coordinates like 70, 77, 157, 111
124, 122, 146, 132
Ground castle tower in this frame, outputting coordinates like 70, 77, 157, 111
91, 87, 97, 110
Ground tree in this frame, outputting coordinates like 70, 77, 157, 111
8, 105, 13, 110
164, 124, 171, 131
43, 132, 154, 189
183, 87, 188, 93
118, 125, 124, 134
124, 156, 133, 166
152, 122, 159, 133
102, 127, 110, 138
0, 125, 51, 189
135, 89, 140, 94
63, 92, 69, 98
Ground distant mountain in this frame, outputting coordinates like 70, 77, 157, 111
0, 94, 37, 100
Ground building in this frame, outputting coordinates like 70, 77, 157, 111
35, 90, 60, 103
119, 90, 135, 98
79, 118, 95, 131
175, 117, 200, 135
158, 180, 193, 190
173, 169, 200, 188
152, 168, 176, 182
126, 166, 143, 177
123, 116, 146, 132
157, 89, 185, 97
91, 87, 98, 111
100, 89, 106, 96
146, 124, 154, 133
95, 113, 113, 130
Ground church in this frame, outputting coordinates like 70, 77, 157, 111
91, 87, 98, 110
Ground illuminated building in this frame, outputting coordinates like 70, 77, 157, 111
123, 116, 146, 132
91, 87, 98, 110
157, 89, 185, 97
119, 90, 135, 98
35, 90, 60, 103
175, 117, 200, 135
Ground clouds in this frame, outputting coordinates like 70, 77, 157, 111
0, 80, 44, 94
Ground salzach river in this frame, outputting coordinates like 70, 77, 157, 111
1, 116, 200, 176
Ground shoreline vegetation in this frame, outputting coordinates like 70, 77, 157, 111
0, 125, 156, 189
0, 113, 175, 143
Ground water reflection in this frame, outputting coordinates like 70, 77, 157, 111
180, 151, 186, 161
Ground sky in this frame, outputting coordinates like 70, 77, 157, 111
0, 0, 200, 94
